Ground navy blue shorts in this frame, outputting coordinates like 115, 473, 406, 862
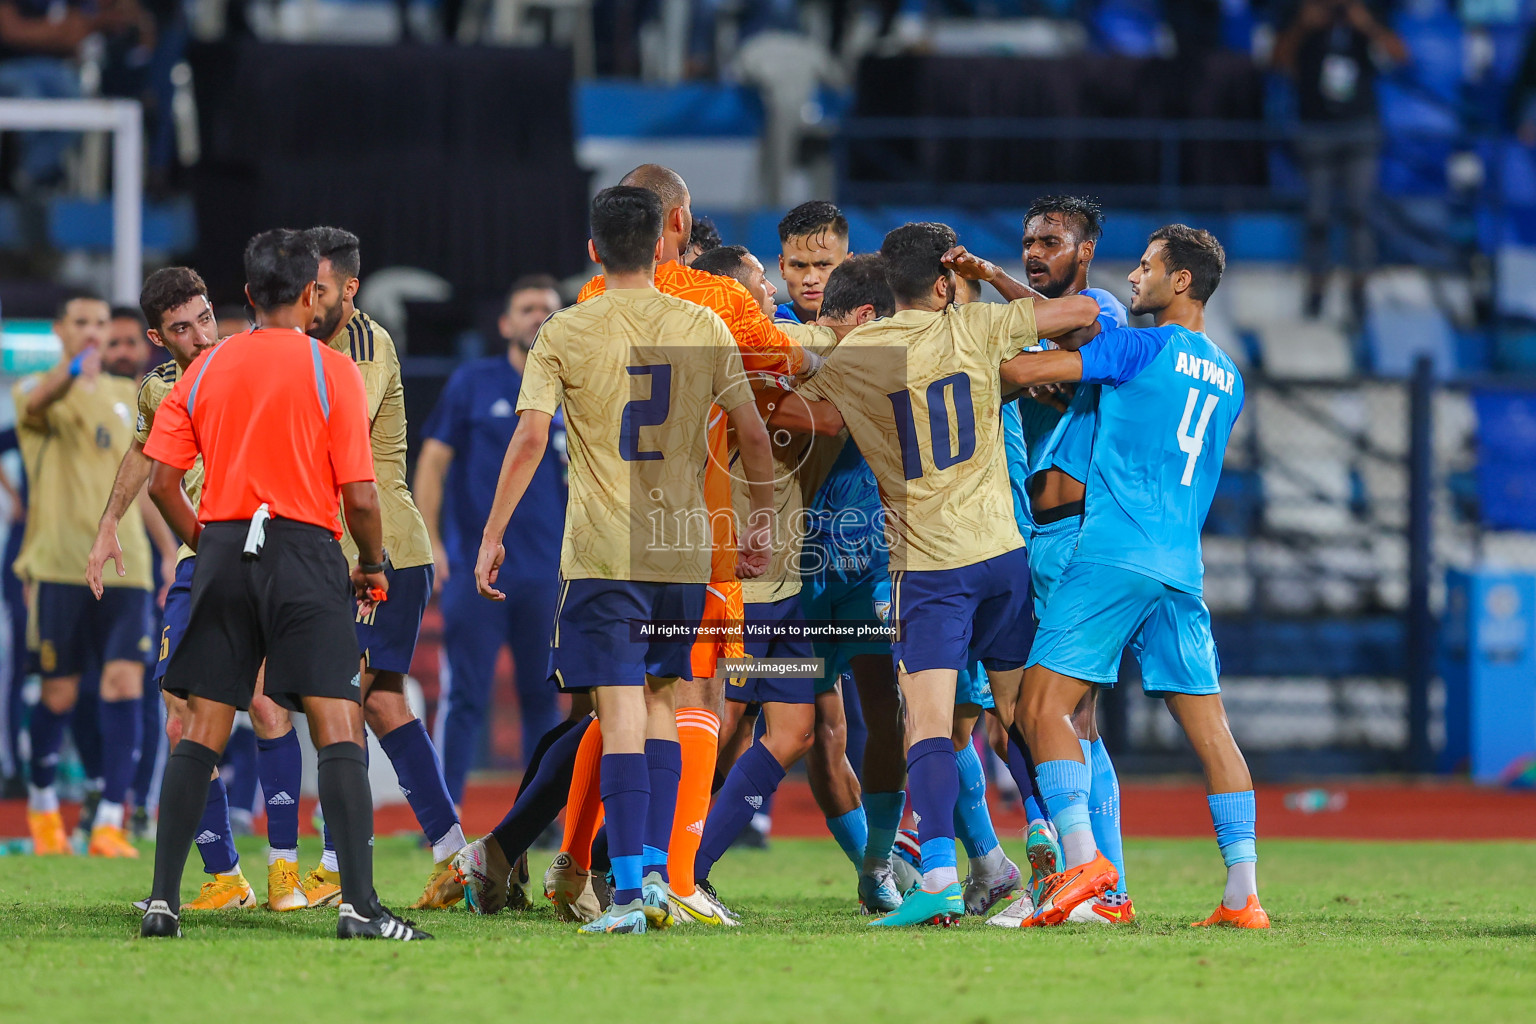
549, 579, 706, 691
890, 546, 1034, 675
154, 558, 197, 684
728, 596, 816, 705
357, 562, 433, 675
33, 582, 154, 678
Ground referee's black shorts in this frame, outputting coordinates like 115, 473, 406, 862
162, 518, 362, 712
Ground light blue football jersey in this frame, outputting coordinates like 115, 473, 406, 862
1000, 400, 1032, 534
804, 436, 888, 581
1073, 323, 1243, 595
1022, 286, 1128, 488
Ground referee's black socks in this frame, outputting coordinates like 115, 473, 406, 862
151, 740, 220, 914
317, 742, 380, 915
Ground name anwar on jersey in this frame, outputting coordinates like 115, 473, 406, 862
1173, 350, 1236, 395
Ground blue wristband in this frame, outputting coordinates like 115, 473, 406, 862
68, 352, 87, 377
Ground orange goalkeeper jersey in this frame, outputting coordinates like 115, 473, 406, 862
578, 260, 805, 582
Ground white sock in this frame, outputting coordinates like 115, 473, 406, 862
751, 812, 772, 835
431, 822, 467, 864
320, 849, 339, 873
268, 847, 298, 866
1223, 861, 1258, 910
921, 865, 959, 890
1061, 828, 1097, 868
27, 784, 58, 814
95, 800, 125, 830
224, 859, 243, 878
972, 845, 1009, 877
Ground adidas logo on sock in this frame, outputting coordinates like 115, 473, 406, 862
267, 792, 295, 806
194, 830, 220, 845
398, 786, 412, 797
746, 795, 763, 810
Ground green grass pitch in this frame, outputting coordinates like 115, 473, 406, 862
2, 836, 1533, 1023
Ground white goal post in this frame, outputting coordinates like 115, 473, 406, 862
0, 98, 143, 305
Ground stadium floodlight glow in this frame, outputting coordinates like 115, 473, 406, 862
0, 98, 143, 305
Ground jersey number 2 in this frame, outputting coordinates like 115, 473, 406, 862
621, 364, 672, 461
1176, 386, 1219, 486
888, 372, 976, 481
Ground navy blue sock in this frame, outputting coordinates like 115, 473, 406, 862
490, 716, 589, 862
642, 739, 682, 882
591, 825, 611, 875
379, 719, 461, 854
72, 682, 103, 785
222, 726, 258, 818
1004, 723, 1039, 811
600, 753, 650, 908
131, 694, 161, 806
514, 718, 578, 801
906, 736, 959, 887
195, 776, 240, 875
28, 702, 69, 792
696, 740, 785, 882
97, 697, 142, 807
256, 730, 302, 852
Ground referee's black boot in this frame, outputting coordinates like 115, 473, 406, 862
337, 901, 434, 941
139, 900, 181, 938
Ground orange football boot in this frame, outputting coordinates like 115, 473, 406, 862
88, 824, 140, 858
1191, 894, 1270, 929
1022, 851, 1118, 927
27, 810, 71, 855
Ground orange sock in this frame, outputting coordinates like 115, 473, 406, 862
560, 717, 605, 871
668, 707, 721, 897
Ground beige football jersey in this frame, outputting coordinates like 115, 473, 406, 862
736, 430, 810, 604
798, 300, 1040, 572
136, 360, 202, 563
329, 311, 434, 570
517, 288, 754, 583
13, 371, 151, 588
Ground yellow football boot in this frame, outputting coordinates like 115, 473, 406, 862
267, 859, 309, 911
410, 858, 466, 910
184, 872, 258, 910
300, 865, 343, 908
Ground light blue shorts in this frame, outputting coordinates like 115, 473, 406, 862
1026, 560, 1221, 696
955, 661, 995, 710
1027, 514, 1081, 621
801, 575, 892, 694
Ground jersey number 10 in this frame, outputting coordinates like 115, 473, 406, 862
1176, 386, 1219, 487
887, 372, 976, 481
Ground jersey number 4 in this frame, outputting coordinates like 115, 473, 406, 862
621, 364, 672, 461
888, 372, 976, 481
1176, 386, 1219, 487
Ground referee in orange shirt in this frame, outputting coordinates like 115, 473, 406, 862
137, 229, 429, 942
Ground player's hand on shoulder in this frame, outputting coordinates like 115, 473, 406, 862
474, 540, 507, 600
940, 245, 997, 283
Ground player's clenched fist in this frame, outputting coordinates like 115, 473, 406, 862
475, 539, 506, 600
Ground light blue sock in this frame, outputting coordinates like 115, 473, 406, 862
861, 790, 905, 868
1088, 738, 1126, 895
952, 741, 998, 859
826, 807, 868, 868
1035, 758, 1094, 865
1208, 791, 1257, 866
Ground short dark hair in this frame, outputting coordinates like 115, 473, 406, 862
1148, 224, 1225, 303
1024, 195, 1104, 244
590, 186, 664, 275
306, 225, 361, 281
879, 222, 957, 304
820, 254, 894, 319
688, 217, 722, 255
688, 244, 751, 283
243, 228, 320, 311
778, 201, 848, 244
110, 304, 146, 327
56, 290, 106, 321
507, 274, 561, 308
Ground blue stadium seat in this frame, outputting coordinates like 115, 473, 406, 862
1365, 305, 1458, 377
1498, 142, 1536, 206
1393, 14, 1465, 104
1092, 1, 1163, 57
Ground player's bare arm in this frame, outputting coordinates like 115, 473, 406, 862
86, 439, 155, 597
941, 245, 1042, 301
724, 399, 776, 580
413, 437, 454, 591
21, 344, 100, 427
340, 480, 388, 611
146, 459, 200, 554
999, 348, 1086, 391
475, 410, 552, 601
1033, 294, 1103, 339
758, 385, 845, 438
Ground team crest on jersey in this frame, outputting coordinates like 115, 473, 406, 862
873, 599, 892, 625
136, 412, 147, 433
